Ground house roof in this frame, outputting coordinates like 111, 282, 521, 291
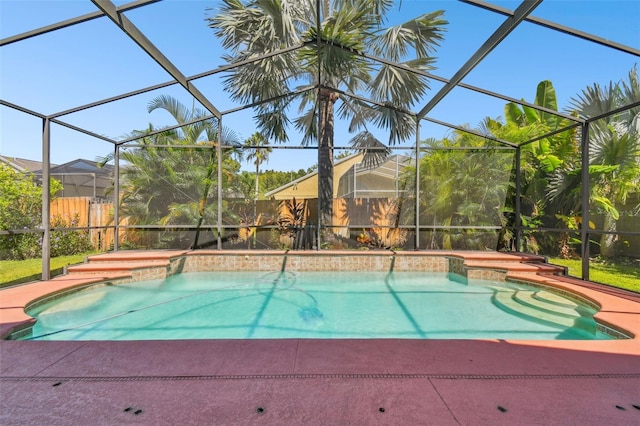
46, 158, 113, 176
0, 155, 112, 176
1, 156, 113, 196
265, 153, 364, 199
350, 154, 412, 180
0, 155, 52, 173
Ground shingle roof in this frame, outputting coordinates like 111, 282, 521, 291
0, 155, 53, 173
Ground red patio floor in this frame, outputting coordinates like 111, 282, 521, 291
1, 251, 639, 425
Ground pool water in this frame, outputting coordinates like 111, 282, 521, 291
22, 271, 611, 341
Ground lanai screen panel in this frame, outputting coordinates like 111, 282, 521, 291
0, 0, 637, 258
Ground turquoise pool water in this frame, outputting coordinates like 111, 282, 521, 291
22, 271, 612, 340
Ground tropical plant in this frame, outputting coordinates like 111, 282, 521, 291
566, 66, 640, 258
207, 0, 447, 230
361, 198, 407, 249
494, 74, 639, 258
244, 131, 273, 200
99, 96, 241, 249
277, 197, 309, 249
498, 80, 581, 254
404, 133, 513, 250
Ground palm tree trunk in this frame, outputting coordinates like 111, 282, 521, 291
255, 163, 260, 201
318, 89, 338, 230
599, 213, 618, 258
192, 153, 216, 249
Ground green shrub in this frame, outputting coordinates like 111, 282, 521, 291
0, 163, 62, 260
50, 214, 94, 257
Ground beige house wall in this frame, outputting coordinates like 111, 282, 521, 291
267, 153, 364, 200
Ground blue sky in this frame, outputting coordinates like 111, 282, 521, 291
1, 0, 638, 172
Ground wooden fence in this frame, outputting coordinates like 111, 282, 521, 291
48, 196, 408, 251
50, 197, 114, 250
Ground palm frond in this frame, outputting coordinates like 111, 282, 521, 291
336, 96, 376, 133
371, 103, 416, 145
371, 10, 446, 61
148, 95, 191, 125
293, 106, 317, 146
369, 63, 431, 105
254, 101, 291, 143
568, 81, 619, 122
349, 131, 390, 168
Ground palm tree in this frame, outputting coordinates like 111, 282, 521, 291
100, 96, 241, 248
499, 80, 581, 254
567, 66, 640, 257
412, 134, 512, 250
208, 0, 446, 230
244, 132, 272, 201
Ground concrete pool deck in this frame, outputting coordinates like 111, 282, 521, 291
1, 250, 639, 424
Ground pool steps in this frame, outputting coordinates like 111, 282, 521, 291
64, 250, 190, 281
533, 290, 581, 308
515, 290, 589, 317
489, 287, 597, 335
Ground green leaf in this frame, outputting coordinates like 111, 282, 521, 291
535, 81, 558, 111
504, 102, 523, 126
538, 154, 562, 172
592, 196, 620, 220
522, 104, 540, 125
535, 80, 558, 126
589, 164, 619, 175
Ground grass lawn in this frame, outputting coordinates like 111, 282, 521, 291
549, 257, 640, 293
0, 253, 92, 288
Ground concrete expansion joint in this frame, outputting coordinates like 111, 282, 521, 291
3, 372, 640, 382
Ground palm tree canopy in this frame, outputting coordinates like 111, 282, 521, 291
568, 65, 640, 198
244, 131, 273, 168
101, 96, 243, 228
207, 0, 447, 148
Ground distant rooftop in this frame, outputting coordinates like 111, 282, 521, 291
0, 155, 53, 173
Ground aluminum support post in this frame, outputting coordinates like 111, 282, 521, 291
113, 145, 120, 251
580, 122, 590, 280
415, 121, 421, 250
41, 118, 51, 280
515, 147, 522, 251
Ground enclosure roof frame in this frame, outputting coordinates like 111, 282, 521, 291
1, 0, 638, 150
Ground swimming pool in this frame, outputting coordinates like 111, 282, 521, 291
21, 270, 612, 340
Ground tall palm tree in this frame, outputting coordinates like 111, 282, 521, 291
208, 0, 446, 229
244, 131, 272, 201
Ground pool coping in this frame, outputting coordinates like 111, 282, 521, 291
1, 249, 639, 350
